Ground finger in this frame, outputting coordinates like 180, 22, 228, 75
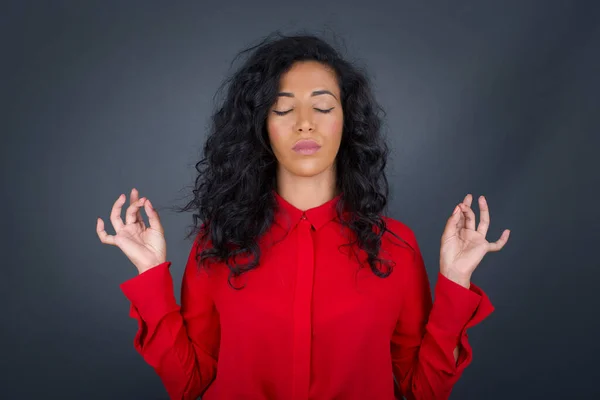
463, 193, 473, 207
96, 217, 116, 245
130, 188, 146, 229
456, 194, 472, 231
488, 229, 510, 252
126, 189, 140, 225
110, 194, 126, 232
126, 197, 146, 225
441, 204, 462, 243
459, 202, 476, 231
456, 204, 465, 231
130, 188, 143, 223
144, 199, 164, 234
477, 195, 490, 236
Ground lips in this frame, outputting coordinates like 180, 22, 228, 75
292, 139, 321, 151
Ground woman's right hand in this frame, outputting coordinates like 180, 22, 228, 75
96, 188, 167, 274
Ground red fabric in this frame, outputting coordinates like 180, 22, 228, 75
120, 190, 494, 400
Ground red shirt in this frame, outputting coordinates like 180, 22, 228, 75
120, 190, 494, 400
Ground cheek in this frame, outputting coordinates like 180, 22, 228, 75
322, 117, 343, 143
267, 120, 287, 152
267, 119, 279, 139
332, 119, 342, 136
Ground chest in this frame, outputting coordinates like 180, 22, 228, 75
210, 226, 407, 338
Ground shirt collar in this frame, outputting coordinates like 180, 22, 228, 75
273, 189, 343, 231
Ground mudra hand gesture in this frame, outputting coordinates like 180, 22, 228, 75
440, 194, 511, 288
96, 188, 167, 274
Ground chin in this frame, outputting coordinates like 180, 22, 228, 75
286, 161, 332, 178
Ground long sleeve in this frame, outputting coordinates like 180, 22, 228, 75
120, 237, 220, 400
391, 235, 494, 400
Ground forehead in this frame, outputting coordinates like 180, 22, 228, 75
278, 61, 339, 93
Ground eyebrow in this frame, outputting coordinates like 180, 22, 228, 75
277, 90, 338, 100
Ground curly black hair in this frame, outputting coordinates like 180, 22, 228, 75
173, 30, 410, 288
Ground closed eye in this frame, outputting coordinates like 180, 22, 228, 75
315, 107, 335, 113
272, 107, 335, 116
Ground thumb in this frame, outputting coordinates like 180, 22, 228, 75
441, 204, 461, 243
145, 199, 165, 235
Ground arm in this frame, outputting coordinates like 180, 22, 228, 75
391, 235, 494, 400
120, 237, 220, 400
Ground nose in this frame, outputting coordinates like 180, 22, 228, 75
297, 125, 314, 132
294, 108, 315, 132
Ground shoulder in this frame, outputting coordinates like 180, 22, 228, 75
380, 215, 419, 249
379, 216, 429, 288
378, 215, 425, 275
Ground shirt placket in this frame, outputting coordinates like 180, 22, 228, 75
291, 213, 315, 400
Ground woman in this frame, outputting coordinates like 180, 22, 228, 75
96, 32, 510, 400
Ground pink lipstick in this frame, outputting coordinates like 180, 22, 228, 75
292, 139, 321, 155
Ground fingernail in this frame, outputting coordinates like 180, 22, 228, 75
452, 205, 460, 215
147, 200, 153, 209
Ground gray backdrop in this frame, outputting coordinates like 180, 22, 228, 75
2, 0, 599, 399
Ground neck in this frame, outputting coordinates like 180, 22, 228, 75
275, 165, 338, 211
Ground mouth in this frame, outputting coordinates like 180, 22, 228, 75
292, 139, 321, 155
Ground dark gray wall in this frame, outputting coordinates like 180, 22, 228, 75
2, 0, 599, 399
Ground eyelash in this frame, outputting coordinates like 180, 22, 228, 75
272, 108, 334, 116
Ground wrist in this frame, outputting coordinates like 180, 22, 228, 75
440, 269, 471, 289
136, 260, 166, 275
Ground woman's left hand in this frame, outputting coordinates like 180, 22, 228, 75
439, 194, 511, 288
